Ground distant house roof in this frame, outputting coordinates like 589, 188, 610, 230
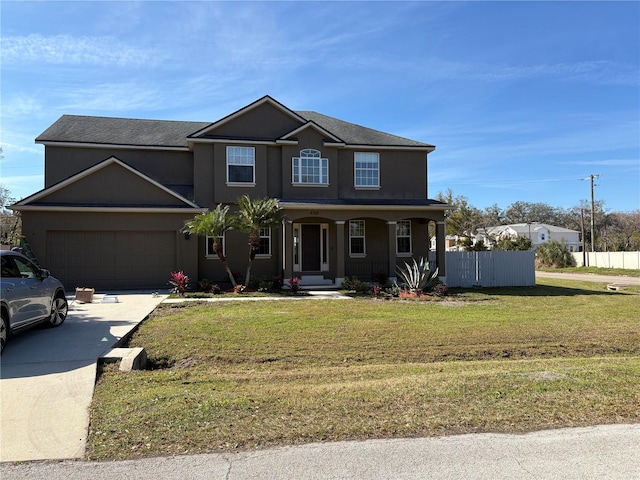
479, 223, 579, 235
35, 98, 435, 150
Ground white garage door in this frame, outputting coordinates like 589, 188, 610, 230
47, 231, 177, 290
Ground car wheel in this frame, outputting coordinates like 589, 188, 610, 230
47, 293, 68, 328
1, 312, 8, 354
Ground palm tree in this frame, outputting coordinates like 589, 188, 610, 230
182, 205, 238, 286
236, 195, 282, 287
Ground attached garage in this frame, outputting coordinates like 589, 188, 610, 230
47, 230, 178, 290
13, 157, 203, 291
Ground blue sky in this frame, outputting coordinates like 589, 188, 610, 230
2, 1, 639, 213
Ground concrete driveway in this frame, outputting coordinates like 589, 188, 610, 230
0, 291, 167, 462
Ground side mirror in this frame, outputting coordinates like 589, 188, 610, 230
39, 269, 51, 279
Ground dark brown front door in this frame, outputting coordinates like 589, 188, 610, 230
301, 224, 321, 271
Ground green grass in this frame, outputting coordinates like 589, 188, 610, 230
87, 278, 640, 460
538, 266, 640, 277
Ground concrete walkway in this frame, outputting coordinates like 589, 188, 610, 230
0, 291, 167, 462
2, 424, 639, 479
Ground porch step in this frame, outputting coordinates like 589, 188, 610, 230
299, 275, 334, 286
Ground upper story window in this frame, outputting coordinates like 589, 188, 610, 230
396, 220, 412, 255
349, 220, 366, 256
292, 149, 328, 185
354, 152, 380, 188
227, 146, 255, 184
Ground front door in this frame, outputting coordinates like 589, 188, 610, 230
301, 224, 321, 271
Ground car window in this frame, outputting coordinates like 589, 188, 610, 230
1, 255, 21, 278
12, 256, 41, 279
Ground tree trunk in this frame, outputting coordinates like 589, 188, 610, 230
216, 244, 236, 287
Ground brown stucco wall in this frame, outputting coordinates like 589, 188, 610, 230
37, 163, 188, 207
208, 102, 302, 140
44, 146, 193, 188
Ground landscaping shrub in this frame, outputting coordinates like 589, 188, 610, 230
536, 240, 576, 268
168, 271, 190, 296
396, 257, 439, 295
341, 276, 371, 294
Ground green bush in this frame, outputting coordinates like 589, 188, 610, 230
536, 240, 576, 268
341, 276, 372, 294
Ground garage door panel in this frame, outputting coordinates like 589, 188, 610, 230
47, 231, 177, 290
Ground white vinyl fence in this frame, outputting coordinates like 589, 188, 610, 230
445, 251, 535, 288
571, 251, 640, 269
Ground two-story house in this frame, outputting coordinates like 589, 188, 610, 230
13, 96, 450, 290
475, 223, 582, 252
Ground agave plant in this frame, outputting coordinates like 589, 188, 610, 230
396, 257, 439, 295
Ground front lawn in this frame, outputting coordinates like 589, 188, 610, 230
87, 279, 640, 460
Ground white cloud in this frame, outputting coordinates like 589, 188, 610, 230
59, 82, 163, 113
2, 34, 163, 67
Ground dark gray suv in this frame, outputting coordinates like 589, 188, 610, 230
0, 250, 68, 354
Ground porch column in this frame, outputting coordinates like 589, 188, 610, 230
335, 221, 345, 284
436, 220, 447, 279
283, 220, 293, 280
387, 221, 397, 280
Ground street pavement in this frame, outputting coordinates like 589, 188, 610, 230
535, 270, 640, 285
1, 424, 639, 479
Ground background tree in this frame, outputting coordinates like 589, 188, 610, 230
0, 183, 21, 246
236, 195, 282, 287
436, 189, 482, 237
182, 205, 238, 286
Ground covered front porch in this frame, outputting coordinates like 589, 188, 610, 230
278, 200, 450, 287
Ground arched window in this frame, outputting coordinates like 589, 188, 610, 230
292, 149, 328, 185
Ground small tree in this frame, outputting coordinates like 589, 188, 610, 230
536, 240, 576, 268
235, 195, 282, 287
182, 205, 238, 286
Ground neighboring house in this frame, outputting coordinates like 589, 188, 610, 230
13, 96, 451, 289
475, 223, 582, 251
430, 235, 465, 251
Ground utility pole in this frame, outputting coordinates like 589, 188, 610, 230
582, 174, 601, 252
580, 209, 586, 266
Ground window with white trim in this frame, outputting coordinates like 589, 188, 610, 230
354, 152, 379, 188
206, 234, 225, 257
349, 220, 366, 256
292, 149, 328, 185
256, 228, 271, 257
227, 146, 255, 184
396, 220, 412, 255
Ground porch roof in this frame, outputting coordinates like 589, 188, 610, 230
278, 198, 452, 211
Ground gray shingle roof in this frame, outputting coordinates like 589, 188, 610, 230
36, 115, 210, 148
36, 105, 434, 149
296, 111, 433, 148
